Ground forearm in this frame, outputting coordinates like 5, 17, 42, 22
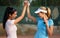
21, 6, 27, 17
46, 23, 53, 36
14, 6, 27, 24
27, 6, 31, 17
43, 14, 53, 36
27, 6, 36, 22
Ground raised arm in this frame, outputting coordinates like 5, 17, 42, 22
14, 2, 27, 24
27, 5, 36, 23
44, 15, 54, 36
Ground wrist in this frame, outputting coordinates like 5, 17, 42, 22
45, 21, 48, 26
24, 6, 27, 8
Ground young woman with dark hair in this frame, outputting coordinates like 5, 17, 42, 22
3, 1, 27, 38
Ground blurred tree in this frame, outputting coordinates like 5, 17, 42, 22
0, 0, 60, 6
47, 0, 60, 6
0, 0, 22, 6
31, 0, 60, 6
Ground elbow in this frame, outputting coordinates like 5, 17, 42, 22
28, 16, 30, 18
48, 33, 53, 36
27, 15, 31, 18
21, 15, 24, 18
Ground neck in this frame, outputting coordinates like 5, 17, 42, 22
8, 17, 13, 20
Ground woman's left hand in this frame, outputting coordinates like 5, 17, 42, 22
24, 0, 28, 6
43, 15, 48, 24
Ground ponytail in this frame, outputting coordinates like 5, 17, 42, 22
3, 7, 16, 29
46, 7, 51, 19
39, 6, 51, 19
3, 7, 10, 29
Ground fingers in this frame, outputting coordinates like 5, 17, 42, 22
24, 0, 30, 6
24, 0, 28, 6
43, 16, 48, 23
27, 1, 30, 6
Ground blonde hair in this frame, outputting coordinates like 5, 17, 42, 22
40, 6, 51, 19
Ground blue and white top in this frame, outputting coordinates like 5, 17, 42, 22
34, 17, 54, 38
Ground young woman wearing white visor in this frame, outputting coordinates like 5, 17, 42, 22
27, 4, 54, 38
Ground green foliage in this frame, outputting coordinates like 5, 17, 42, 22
0, 0, 60, 6
0, 0, 21, 6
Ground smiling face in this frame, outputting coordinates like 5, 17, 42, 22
37, 7, 48, 19
9, 11, 17, 19
38, 12, 45, 19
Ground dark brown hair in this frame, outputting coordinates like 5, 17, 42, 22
3, 7, 17, 29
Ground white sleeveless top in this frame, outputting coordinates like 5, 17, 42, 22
5, 20, 17, 38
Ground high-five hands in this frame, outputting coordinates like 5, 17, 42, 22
24, 0, 30, 6
24, 0, 28, 6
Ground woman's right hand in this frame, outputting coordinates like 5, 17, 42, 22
14, 0, 27, 24
24, 0, 30, 6
26, 1, 36, 23
24, 0, 28, 6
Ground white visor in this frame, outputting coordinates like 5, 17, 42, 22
35, 8, 47, 14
